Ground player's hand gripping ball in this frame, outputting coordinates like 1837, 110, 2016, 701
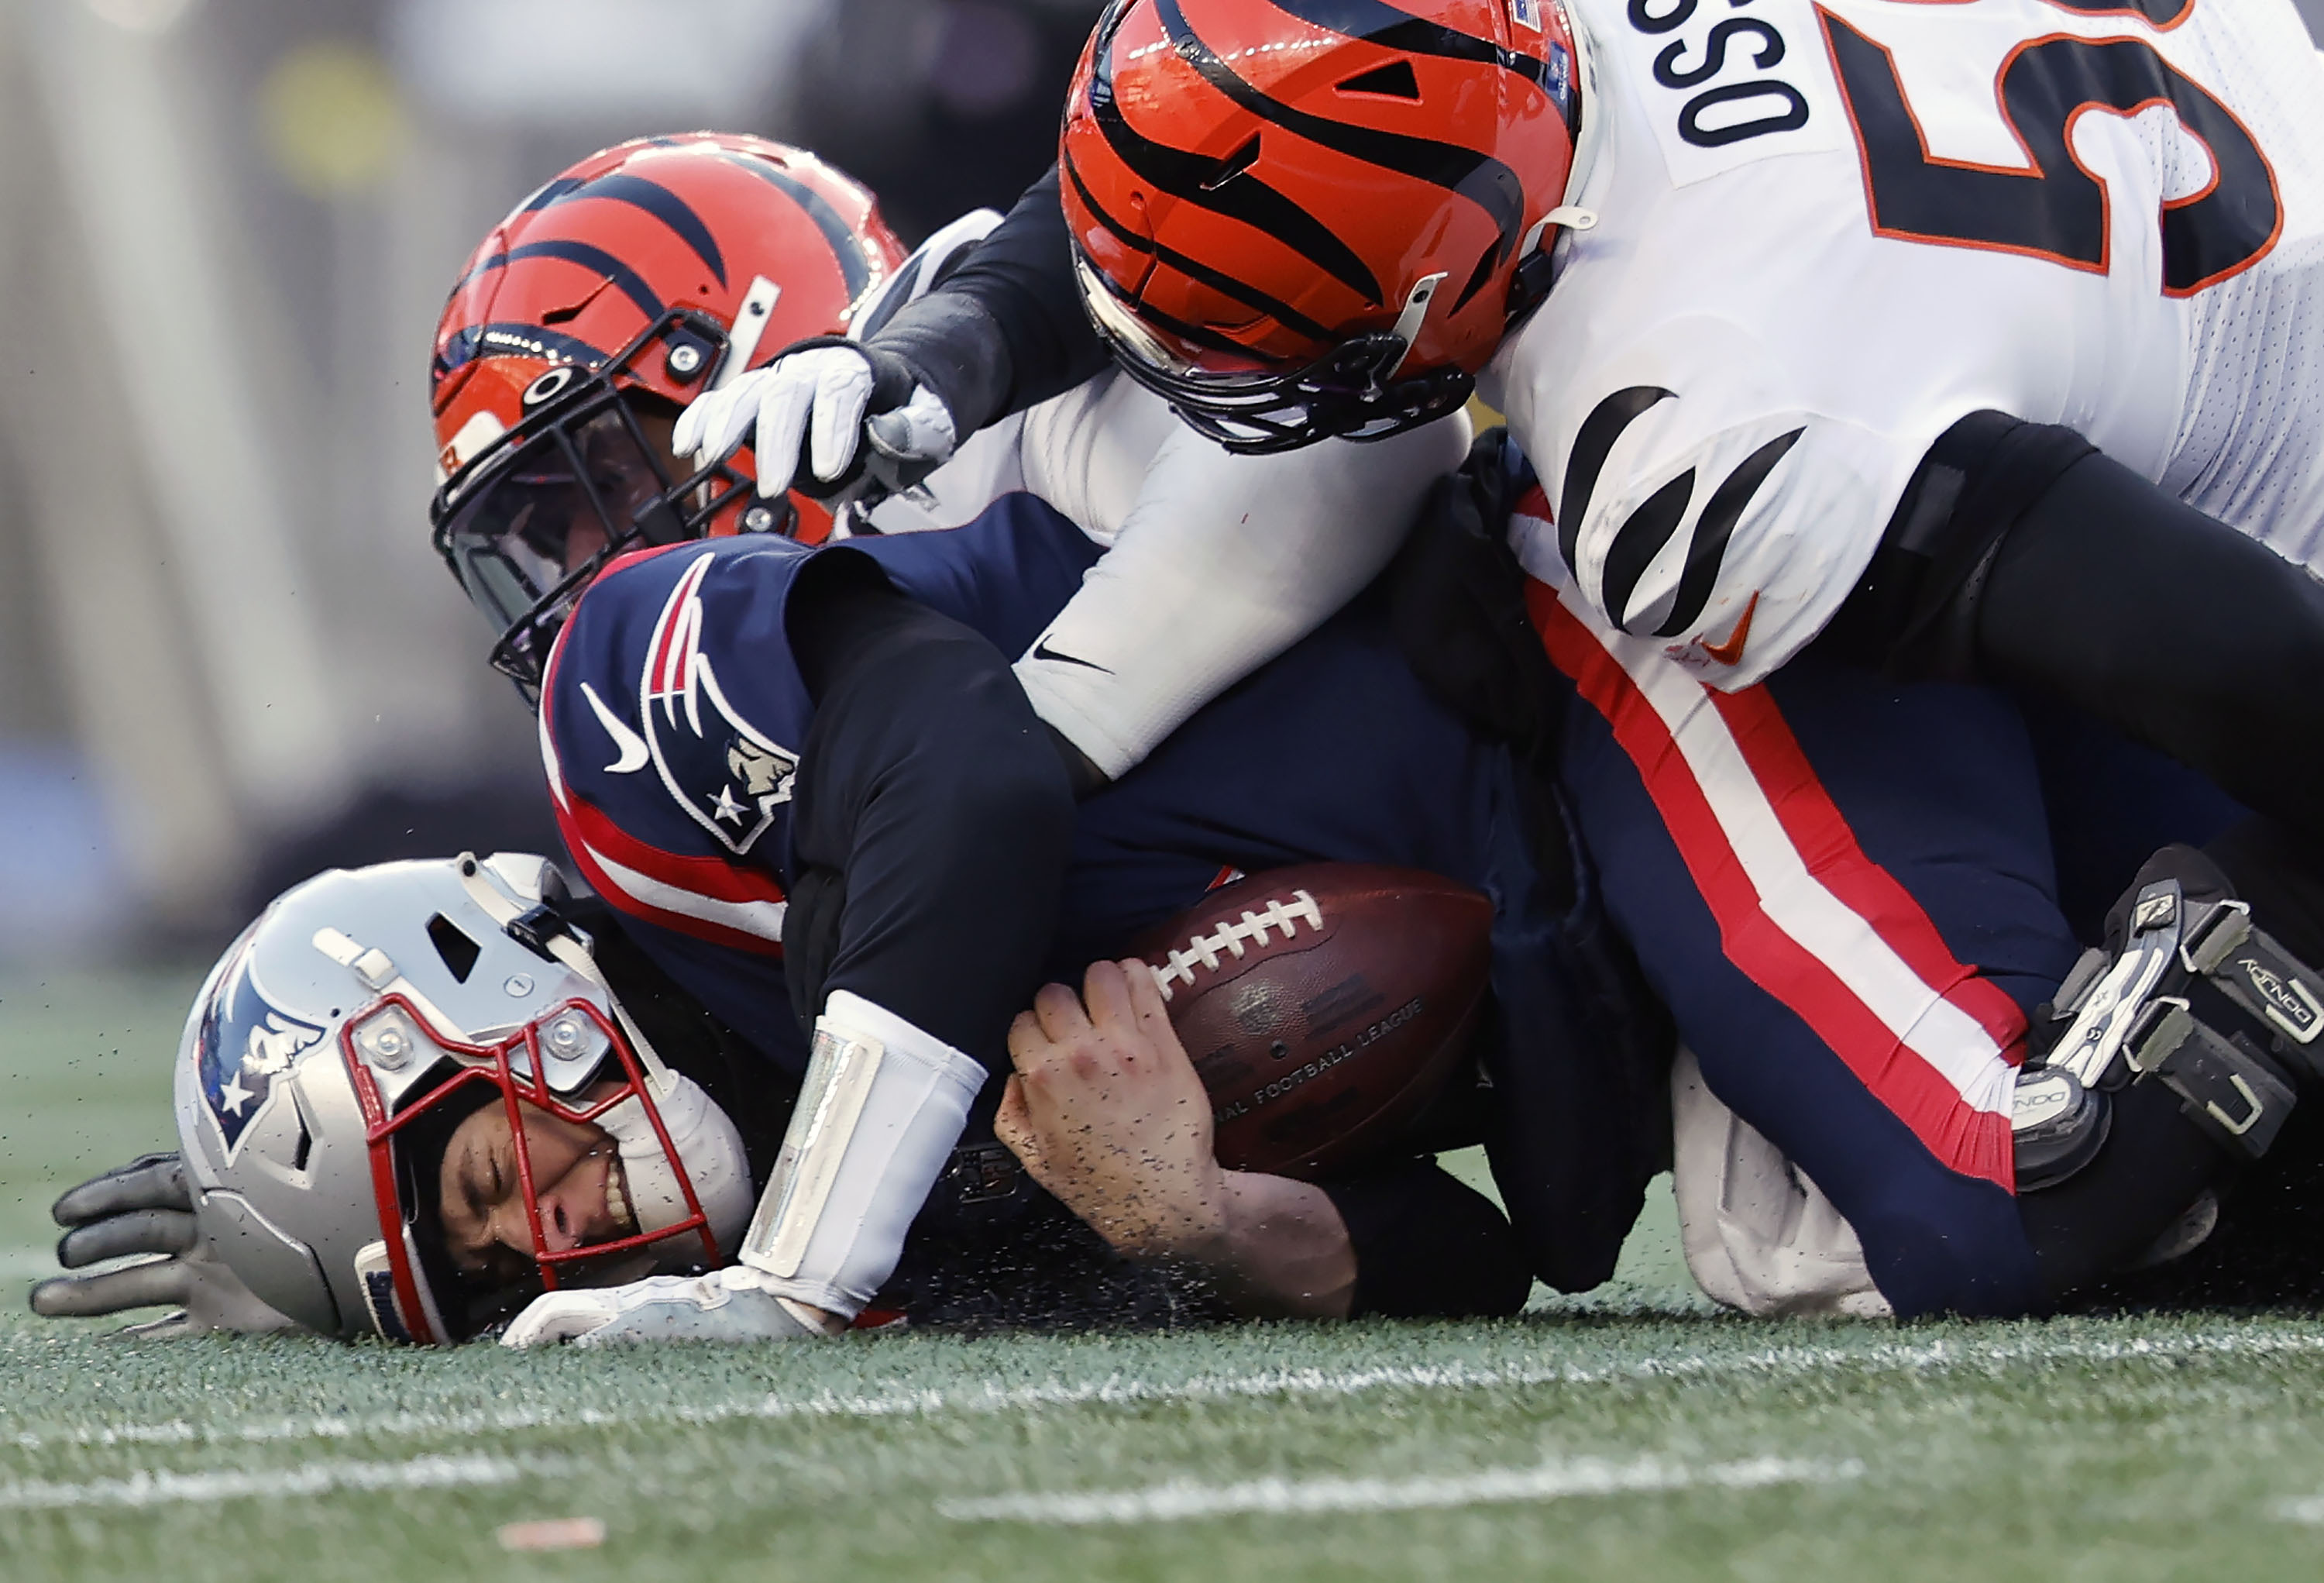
998, 958, 1231, 1258
1140, 864, 1492, 1178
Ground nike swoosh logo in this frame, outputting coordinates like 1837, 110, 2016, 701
1030, 636, 1113, 674
1699, 592, 1759, 667
579, 681, 650, 773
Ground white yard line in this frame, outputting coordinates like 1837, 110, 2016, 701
939, 1455, 1858, 1525
0, 1453, 534, 1511
12, 1327, 2324, 1453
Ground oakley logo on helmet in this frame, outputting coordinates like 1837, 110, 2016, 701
521, 366, 579, 407
641, 551, 799, 855
195, 938, 327, 1159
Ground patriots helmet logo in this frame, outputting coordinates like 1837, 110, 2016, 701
640, 551, 801, 855
194, 937, 326, 1159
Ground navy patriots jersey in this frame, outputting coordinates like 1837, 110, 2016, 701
545, 487, 1559, 1062
541, 487, 1664, 1287
539, 494, 1103, 957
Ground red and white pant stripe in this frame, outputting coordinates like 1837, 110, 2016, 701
1525, 566, 2023, 1188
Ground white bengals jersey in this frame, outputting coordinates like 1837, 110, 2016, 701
1484, 0, 2324, 686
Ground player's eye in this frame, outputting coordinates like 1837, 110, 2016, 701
510, 500, 573, 563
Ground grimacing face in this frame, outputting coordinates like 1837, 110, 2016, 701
434, 1080, 641, 1287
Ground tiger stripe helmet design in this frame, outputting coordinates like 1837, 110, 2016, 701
1060, 0, 1583, 453
429, 134, 906, 694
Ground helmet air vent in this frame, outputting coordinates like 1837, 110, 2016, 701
1202, 135, 1263, 192
1336, 61, 1420, 100
426, 913, 483, 983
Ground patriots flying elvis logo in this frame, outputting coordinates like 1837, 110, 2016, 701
638, 550, 800, 855
196, 938, 325, 1159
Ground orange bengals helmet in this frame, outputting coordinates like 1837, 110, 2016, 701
1060, 0, 1582, 453
429, 134, 906, 694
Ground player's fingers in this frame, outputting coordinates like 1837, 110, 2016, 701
57, 1208, 198, 1267
693, 380, 761, 468
1121, 958, 1176, 1037
1005, 1009, 1051, 1073
1030, 979, 1095, 1045
752, 364, 820, 497
992, 1076, 1048, 1178
669, 383, 722, 459
29, 1258, 194, 1318
808, 353, 875, 481
1006, 1008, 1081, 1088
992, 1072, 1030, 1137
1081, 958, 1137, 1037
51, 1154, 188, 1226
500, 1292, 603, 1348
1119, 959, 1198, 1079
1083, 961, 1161, 1078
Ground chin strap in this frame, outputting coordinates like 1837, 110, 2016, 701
453, 854, 679, 1100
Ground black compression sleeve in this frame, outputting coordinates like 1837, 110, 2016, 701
1320, 1158, 1533, 1319
867, 166, 1111, 435
782, 554, 1075, 1065
1822, 411, 2324, 831
1975, 455, 2324, 831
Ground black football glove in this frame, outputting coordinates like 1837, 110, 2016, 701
28, 1152, 301, 1337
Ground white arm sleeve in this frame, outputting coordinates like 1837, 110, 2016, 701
737, 991, 985, 1317
1013, 401, 1472, 779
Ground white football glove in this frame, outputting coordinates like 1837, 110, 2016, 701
498, 1265, 841, 1347
29, 1152, 303, 1338
672, 343, 957, 505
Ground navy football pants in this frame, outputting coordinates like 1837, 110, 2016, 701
1534, 581, 2239, 1316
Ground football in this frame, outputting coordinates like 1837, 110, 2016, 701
1139, 863, 1494, 1179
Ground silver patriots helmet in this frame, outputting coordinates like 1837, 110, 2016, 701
173, 853, 755, 1343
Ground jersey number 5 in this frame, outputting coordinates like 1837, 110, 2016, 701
1817, 8, 2280, 296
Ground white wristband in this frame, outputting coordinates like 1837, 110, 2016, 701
737, 991, 986, 1316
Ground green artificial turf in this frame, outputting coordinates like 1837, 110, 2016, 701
9, 971, 2324, 1582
